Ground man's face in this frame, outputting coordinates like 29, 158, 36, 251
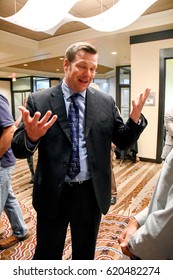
64, 50, 98, 93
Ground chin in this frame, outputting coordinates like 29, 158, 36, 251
79, 85, 88, 92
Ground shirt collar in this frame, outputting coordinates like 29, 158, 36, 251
62, 80, 86, 101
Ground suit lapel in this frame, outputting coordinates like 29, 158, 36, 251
48, 85, 98, 141
49, 84, 71, 142
85, 88, 98, 137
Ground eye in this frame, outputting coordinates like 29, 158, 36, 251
90, 68, 95, 73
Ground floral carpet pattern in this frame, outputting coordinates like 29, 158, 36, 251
0, 155, 162, 260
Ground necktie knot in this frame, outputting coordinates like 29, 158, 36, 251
70, 93, 79, 103
72, 93, 79, 97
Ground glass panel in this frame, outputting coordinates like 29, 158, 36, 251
121, 88, 129, 107
120, 87, 130, 122
13, 77, 31, 91
33, 77, 50, 91
121, 107, 129, 123
14, 92, 30, 120
93, 78, 108, 93
119, 67, 130, 85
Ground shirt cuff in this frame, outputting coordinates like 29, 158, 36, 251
24, 132, 39, 153
137, 117, 142, 125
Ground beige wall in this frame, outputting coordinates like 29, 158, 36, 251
131, 38, 173, 160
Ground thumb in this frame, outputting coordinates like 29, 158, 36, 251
18, 106, 27, 113
118, 236, 125, 244
119, 241, 127, 248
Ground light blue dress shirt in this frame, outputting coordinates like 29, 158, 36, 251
62, 81, 91, 182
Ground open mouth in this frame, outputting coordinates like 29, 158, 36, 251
79, 79, 88, 85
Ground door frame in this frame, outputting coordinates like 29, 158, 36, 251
156, 48, 173, 162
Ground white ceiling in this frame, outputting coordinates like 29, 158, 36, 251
0, 0, 173, 79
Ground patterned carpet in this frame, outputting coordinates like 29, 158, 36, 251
0, 154, 162, 260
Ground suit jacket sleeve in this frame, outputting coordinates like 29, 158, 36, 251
12, 93, 39, 158
112, 103, 147, 151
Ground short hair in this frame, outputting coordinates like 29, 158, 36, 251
64, 41, 98, 62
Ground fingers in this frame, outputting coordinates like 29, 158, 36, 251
17, 107, 58, 141
120, 246, 133, 257
145, 87, 151, 96
143, 88, 151, 103
118, 240, 131, 256
137, 88, 151, 104
119, 241, 128, 249
38, 110, 56, 127
118, 231, 126, 243
118, 236, 124, 244
38, 110, 52, 124
37, 111, 58, 131
118, 238, 134, 257
31, 111, 58, 132
31, 112, 42, 126
42, 114, 58, 130
131, 88, 151, 115
18, 106, 31, 123
47, 114, 58, 127
18, 105, 26, 112
18, 107, 57, 127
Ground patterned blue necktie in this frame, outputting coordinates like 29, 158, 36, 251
67, 93, 80, 179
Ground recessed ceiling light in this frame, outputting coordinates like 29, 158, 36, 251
111, 52, 117, 55
24, 64, 28, 66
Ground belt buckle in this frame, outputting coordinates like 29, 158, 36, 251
68, 182, 74, 186
78, 181, 84, 184
67, 181, 84, 186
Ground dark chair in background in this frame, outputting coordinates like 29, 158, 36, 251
115, 142, 138, 165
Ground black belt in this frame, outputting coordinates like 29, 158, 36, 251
64, 179, 91, 187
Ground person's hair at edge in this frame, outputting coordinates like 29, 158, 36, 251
90, 82, 101, 91
65, 41, 98, 62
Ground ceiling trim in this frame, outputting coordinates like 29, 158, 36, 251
130, 29, 173, 44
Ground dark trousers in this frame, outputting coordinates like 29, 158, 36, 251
33, 180, 101, 260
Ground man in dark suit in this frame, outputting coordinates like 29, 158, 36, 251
12, 41, 150, 260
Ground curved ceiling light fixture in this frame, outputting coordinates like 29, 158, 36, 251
76, 0, 158, 32
0, 0, 158, 34
0, 0, 80, 32
47, 0, 158, 34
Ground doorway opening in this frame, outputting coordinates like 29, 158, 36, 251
157, 48, 173, 162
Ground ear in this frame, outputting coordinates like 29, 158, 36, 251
63, 58, 70, 71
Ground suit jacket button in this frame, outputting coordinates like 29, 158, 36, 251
63, 162, 68, 167
58, 183, 62, 188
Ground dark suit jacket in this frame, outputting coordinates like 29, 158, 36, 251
12, 83, 147, 216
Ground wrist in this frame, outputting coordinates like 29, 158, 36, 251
130, 112, 141, 124
25, 131, 39, 144
129, 216, 140, 229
